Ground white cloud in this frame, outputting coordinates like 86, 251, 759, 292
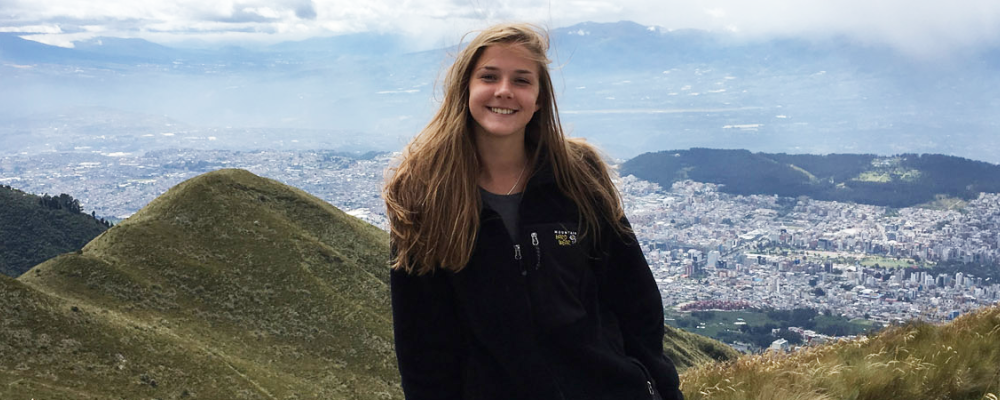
20, 32, 96, 48
242, 7, 282, 19
0, 0, 998, 55
704, 8, 726, 19
0, 24, 63, 33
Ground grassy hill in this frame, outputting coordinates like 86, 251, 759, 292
3, 169, 396, 399
0, 185, 109, 278
0, 169, 733, 399
622, 149, 1000, 208
682, 304, 1000, 400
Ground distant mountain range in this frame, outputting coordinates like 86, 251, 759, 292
622, 148, 1000, 208
2, 21, 999, 162
0, 169, 735, 398
0, 185, 109, 278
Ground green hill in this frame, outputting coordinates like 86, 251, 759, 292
0, 169, 733, 399
0, 185, 109, 278
3, 169, 396, 399
622, 149, 1000, 208
682, 304, 1000, 400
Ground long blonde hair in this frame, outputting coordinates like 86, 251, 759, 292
384, 22, 628, 275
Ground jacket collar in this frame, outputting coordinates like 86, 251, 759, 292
524, 155, 557, 189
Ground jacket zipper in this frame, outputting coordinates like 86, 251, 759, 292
514, 244, 526, 276
629, 358, 657, 397
530, 232, 541, 270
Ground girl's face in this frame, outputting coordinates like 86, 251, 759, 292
468, 44, 541, 141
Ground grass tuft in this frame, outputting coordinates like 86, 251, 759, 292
682, 305, 1000, 400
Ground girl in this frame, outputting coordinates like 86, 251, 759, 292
383, 23, 683, 400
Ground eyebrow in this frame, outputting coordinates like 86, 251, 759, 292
480, 66, 535, 75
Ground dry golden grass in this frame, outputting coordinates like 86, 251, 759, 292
682, 304, 1000, 400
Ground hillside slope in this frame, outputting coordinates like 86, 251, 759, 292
4, 169, 396, 399
622, 149, 1000, 208
682, 304, 1000, 400
0, 185, 109, 278
1, 169, 733, 398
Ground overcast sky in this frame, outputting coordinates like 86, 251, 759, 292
2, 0, 1000, 56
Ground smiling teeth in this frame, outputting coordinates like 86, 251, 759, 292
490, 107, 515, 115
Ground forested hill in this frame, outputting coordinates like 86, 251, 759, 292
621, 149, 1000, 207
0, 185, 110, 278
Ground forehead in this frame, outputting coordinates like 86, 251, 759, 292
473, 44, 539, 74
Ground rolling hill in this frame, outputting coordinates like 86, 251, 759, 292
0, 169, 735, 398
621, 149, 1000, 208
3, 169, 397, 398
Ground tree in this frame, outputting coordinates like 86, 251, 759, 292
774, 329, 803, 345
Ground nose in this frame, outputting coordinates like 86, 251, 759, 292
495, 78, 513, 98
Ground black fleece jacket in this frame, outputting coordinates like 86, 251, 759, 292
390, 163, 683, 400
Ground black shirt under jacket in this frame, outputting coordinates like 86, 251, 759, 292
390, 161, 683, 400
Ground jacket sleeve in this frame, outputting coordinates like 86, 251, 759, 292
390, 265, 464, 400
602, 218, 684, 400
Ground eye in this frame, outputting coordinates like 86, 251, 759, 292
479, 73, 498, 82
516, 77, 532, 85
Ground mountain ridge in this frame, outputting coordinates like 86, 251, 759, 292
6, 169, 399, 398
621, 148, 1000, 208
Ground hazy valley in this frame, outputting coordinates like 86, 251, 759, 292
3, 21, 1000, 162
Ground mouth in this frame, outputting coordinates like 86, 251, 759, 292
489, 107, 517, 115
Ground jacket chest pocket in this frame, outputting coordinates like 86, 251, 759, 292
524, 223, 593, 332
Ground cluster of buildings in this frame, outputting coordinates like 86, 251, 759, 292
619, 176, 1000, 324
0, 149, 392, 228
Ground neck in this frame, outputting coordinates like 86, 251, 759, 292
477, 133, 529, 194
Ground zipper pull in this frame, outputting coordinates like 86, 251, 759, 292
647, 381, 654, 395
514, 244, 522, 260
531, 232, 541, 270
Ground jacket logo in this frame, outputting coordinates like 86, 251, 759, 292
554, 230, 577, 246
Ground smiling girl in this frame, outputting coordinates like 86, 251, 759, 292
383, 23, 683, 400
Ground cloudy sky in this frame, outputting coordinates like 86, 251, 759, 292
2, 0, 1000, 55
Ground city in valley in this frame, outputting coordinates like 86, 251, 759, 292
3, 148, 999, 350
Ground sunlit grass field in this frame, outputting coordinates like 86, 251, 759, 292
681, 304, 1000, 400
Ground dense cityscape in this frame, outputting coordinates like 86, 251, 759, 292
3, 148, 999, 346
620, 177, 1000, 325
